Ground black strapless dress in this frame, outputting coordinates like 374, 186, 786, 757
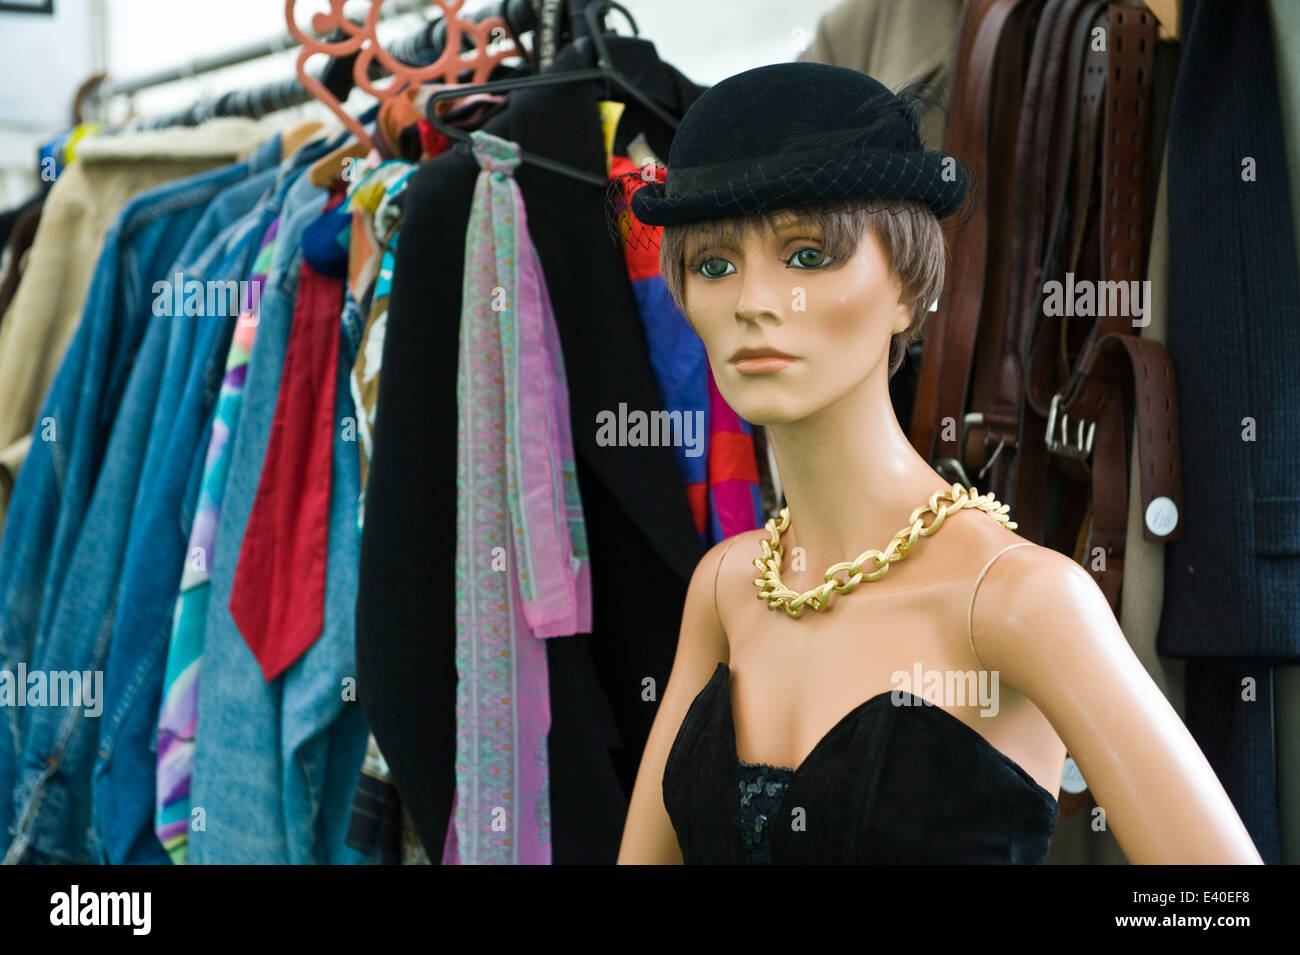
662, 662, 1059, 864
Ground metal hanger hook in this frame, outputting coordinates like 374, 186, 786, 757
584, 0, 640, 68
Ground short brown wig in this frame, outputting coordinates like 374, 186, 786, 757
659, 198, 946, 378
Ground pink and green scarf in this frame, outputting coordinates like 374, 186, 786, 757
449, 130, 592, 864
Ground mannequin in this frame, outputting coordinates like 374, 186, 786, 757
614, 62, 1261, 864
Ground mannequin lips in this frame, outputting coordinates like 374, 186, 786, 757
729, 346, 797, 375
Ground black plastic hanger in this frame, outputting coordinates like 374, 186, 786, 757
425, 0, 679, 187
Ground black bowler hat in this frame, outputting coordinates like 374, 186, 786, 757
630, 61, 968, 227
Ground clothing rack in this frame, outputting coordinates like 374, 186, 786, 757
86, 0, 425, 114
88, 0, 572, 132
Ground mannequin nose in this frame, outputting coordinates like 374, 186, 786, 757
733, 263, 786, 324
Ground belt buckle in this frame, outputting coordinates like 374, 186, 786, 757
1044, 393, 1096, 462
933, 457, 971, 486
967, 415, 1013, 485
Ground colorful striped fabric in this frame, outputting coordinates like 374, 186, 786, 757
154, 217, 279, 863
608, 154, 763, 545
342, 159, 416, 527
704, 370, 764, 544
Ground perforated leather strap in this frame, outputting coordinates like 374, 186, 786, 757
1096, 3, 1153, 339
1058, 329, 1185, 566
1050, 5, 1181, 617
1024, 1, 1110, 424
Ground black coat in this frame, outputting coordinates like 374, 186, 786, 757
1159, 0, 1300, 663
356, 36, 707, 863
1155, 0, 1300, 866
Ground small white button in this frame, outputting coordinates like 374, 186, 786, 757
1145, 496, 1178, 536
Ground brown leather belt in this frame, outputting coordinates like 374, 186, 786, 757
1034, 5, 1183, 617
980, 0, 1105, 547
909, 0, 1041, 466
916, 2, 1181, 609
1011, 0, 1111, 553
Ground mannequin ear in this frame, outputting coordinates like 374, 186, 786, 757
891, 300, 910, 336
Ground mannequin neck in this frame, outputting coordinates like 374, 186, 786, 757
764, 367, 951, 574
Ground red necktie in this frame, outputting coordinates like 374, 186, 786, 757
229, 252, 342, 681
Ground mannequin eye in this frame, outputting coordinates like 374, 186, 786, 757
787, 247, 832, 269
696, 257, 736, 279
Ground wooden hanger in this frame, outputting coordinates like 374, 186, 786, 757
280, 119, 325, 161
308, 139, 368, 188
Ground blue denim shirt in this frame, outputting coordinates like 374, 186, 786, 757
187, 169, 370, 864
0, 137, 283, 861
89, 142, 337, 865
1, 153, 289, 865
280, 282, 369, 865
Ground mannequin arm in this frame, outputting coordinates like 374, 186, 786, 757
616, 535, 735, 864
970, 545, 1263, 864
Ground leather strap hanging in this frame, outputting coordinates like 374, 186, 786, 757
1037, 5, 1183, 618
957, 0, 1047, 484
979, 0, 1105, 546
908, 0, 994, 465
1017, 2, 1112, 544
910, 0, 1039, 465
1015, 2, 1113, 554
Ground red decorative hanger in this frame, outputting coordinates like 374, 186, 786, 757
286, 0, 519, 152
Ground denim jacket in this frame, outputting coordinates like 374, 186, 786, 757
187, 169, 371, 864
0, 137, 283, 863
90, 143, 337, 864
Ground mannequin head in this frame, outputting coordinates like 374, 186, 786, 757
625, 61, 966, 429
658, 197, 945, 426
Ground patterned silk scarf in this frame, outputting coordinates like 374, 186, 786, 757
608, 154, 763, 545
451, 130, 592, 864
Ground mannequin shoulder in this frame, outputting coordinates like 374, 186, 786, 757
970, 537, 1095, 608
687, 529, 768, 597
672, 531, 769, 666
684, 529, 768, 630
967, 536, 1120, 669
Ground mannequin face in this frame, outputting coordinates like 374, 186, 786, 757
679, 210, 910, 426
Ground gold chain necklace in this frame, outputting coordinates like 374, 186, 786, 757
752, 483, 1018, 619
